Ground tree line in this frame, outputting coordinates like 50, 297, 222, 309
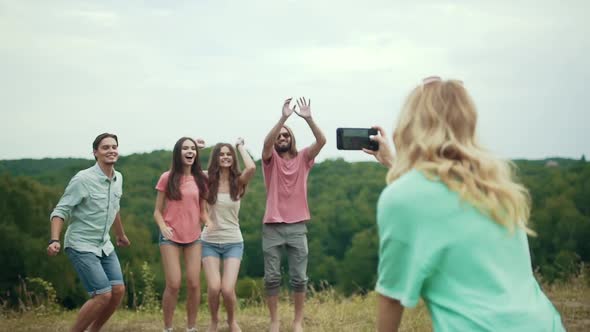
0, 152, 588, 308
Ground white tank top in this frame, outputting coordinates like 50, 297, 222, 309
201, 192, 243, 243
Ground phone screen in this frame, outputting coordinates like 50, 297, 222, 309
336, 128, 378, 150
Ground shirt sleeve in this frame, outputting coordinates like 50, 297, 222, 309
50, 174, 86, 222
375, 184, 441, 308
262, 148, 276, 166
301, 147, 315, 169
155, 172, 169, 192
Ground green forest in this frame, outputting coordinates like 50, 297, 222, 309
0, 152, 588, 310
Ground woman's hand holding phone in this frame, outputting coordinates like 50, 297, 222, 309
363, 125, 395, 168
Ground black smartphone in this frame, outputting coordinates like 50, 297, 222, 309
336, 128, 379, 151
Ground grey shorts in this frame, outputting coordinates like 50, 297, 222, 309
262, 222, 308, 296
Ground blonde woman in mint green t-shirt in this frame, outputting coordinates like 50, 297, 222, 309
376, 170, 564, 331
364, 76, 565, 332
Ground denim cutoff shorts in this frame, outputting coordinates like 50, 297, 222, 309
201, 241, 244, 260
65, 248, 124, 296
159, 233, 201, 247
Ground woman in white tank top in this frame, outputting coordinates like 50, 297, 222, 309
201, 138, 256, 332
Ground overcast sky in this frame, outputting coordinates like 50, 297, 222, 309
1, 0, 588, 162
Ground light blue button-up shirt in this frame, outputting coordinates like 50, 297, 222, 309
50, 163, 123, 256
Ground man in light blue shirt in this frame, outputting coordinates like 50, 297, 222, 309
47, 133, 130, 332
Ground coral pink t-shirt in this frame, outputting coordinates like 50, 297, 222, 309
155, 171, 202, 243
262, 147, 315, 224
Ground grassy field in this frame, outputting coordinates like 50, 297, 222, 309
2, 276, 589, 332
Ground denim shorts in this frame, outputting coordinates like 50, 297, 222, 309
65, 248, 124, 296
201, 241, 244, 260
159, 233, 201, 247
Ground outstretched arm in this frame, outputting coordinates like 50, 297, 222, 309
262, 98, 296, 162
236, 137, 256, 186
295, 97, 326, 161
362, 125, 395, 168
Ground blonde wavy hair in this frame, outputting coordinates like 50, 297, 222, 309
387, 78, 534, 234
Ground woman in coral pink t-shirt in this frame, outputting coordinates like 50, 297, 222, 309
154, 137, 210, 332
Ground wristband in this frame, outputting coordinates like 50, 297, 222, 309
48, 239, 60, 245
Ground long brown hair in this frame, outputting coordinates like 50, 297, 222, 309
166, 137, 208, 201
207, 143, 245, 204
388, 79, 532, 234
276, 125, 298, 156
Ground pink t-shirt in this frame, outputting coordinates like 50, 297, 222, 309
155, 171, 202, 243
262, 147, 315, 224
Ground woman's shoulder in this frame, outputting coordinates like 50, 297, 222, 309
156, 171, 172, 186
381, 169, 430, 196
379, 170, 451, 211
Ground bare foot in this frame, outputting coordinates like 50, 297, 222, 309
228, 320, 242, 332
293, 320, 303, 332
207, 320, 219, 332
269, 320, 280, 332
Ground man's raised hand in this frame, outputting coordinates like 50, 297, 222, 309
295, 97, 311, 119
282, 98, 296, 117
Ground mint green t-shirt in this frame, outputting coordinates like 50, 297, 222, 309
376, 170, 565, 331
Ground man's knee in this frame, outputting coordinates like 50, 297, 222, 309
289, 277, 307, 293
111, 284, 125, 300
264, 275, 281, 296
93, 291, 113, 306
287, 250, 308, 293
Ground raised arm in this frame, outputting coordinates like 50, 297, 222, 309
262, 98, 295, 162
195, 137, 206, 149
295, 97, 326, 161
236, 137, 256, 186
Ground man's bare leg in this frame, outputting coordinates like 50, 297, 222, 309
69, 292, 112, 332
292, 292, 305, 332
267, 295, 280, 332
88, 285, 125, 332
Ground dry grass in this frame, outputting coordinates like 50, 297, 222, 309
542, 274, 590, 332
2, 276, 588, 332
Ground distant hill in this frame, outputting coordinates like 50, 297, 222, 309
0, 152, 588, 309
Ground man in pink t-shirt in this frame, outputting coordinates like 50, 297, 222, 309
261, 97, 326, 332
